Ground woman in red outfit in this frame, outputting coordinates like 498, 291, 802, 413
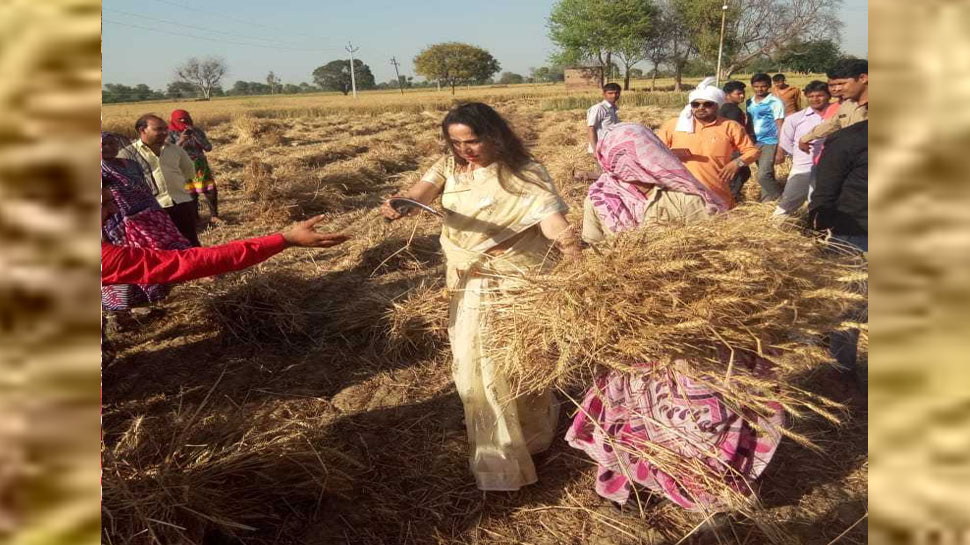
101, 189, 348, 361
101, 188, 348, 285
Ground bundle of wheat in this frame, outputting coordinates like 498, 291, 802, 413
486, 206, 867, 433
233, 115, 284, 146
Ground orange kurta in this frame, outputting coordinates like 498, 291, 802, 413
656, 117, 760, 208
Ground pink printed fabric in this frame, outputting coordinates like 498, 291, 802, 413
565, 361, 784, 511
123, 209, 191, 250
588, 123, 729, 234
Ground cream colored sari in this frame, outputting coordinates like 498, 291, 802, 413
422, 156, 567, 490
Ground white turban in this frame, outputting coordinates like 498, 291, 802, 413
674, 77, 727, 133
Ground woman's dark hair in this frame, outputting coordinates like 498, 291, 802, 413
441, 102, 542, 190
441, 102, 531, 168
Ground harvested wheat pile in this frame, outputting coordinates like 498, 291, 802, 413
102, 404, 360, 543
187, 270, 314, 347
384, 279, 449, 359
233, 115, 285, 146
487, 205, 867, 431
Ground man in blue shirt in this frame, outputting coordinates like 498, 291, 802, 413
745, 73, 786, 201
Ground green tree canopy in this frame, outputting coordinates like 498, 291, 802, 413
413, 42, 500, 94
498, 72, 525, 84
311, 59, 376, 95
530, 65, 565, 82
102, 83, 165, 103
166, 80, 198, 99
775, 39, 843, 73
547, 0, 659, 89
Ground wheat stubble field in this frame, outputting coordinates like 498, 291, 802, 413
0, 0, 961, 542
97, 86, 868, 545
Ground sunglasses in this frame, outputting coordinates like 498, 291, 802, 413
690, 101, 717, 109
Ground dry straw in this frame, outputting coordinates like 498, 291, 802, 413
101, 393, 361, 544
485, 205, 867, 432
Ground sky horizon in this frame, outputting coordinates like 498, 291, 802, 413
102, 0, 868, 90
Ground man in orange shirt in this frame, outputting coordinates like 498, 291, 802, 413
656, 77, 761, 208
772, 73, 802, 116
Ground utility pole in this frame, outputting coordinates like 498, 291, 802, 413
390, 56, 404, 95
346, 41, 360, 98
715, 2, 729, 86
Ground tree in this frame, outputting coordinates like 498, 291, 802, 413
547, 0, 659, 89
166, 80, 199, 99
102, 83, 165, 103
775, 39, 843, 73
311, 59, 376, 95
266, 71, 282, 94
413, 42, 501, 94
298, 82, 319, 93
678, 0, 843, 79
644, 27, 668, 90
611, 1, 659, 90
657, 0, 698, 91
548, 0, 613, 85
533, 65, 566, 82
174, 56, 227, 100
498, 72, 525, 84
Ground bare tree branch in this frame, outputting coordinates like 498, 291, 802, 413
174, 56, 227, 101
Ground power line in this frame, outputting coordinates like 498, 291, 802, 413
102, 18, 336, 52
148, 0, 335, 42
102, 7, 336, 50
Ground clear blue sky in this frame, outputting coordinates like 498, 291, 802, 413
102, 0, 868, 90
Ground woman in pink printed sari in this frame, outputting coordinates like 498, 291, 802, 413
581, 122, 729, 242
569, 123, 785, 511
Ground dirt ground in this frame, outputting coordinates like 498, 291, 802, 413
101, 100, 867, 545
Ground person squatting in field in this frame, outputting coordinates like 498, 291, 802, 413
570, 121, 786, 511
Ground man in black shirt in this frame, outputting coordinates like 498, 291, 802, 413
809, 121, 868, 250
719, 80, 752, 201
809, 120, 867, 388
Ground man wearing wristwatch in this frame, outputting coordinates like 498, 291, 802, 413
656, 77, 761, 208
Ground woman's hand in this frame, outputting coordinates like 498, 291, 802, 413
380, 179, 443, 222
380, 195, 410, 221
282, 215, 350, 248
539, 212, 582, 262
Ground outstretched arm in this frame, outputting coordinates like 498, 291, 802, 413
102, 216, 348, 285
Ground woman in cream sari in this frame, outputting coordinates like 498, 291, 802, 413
381, 103, 580, 491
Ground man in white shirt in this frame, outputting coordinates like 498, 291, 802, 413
587, 82, 621, 152
773, 80, 832, 215
117, 114, 201, 246
575, 83, 621, 181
